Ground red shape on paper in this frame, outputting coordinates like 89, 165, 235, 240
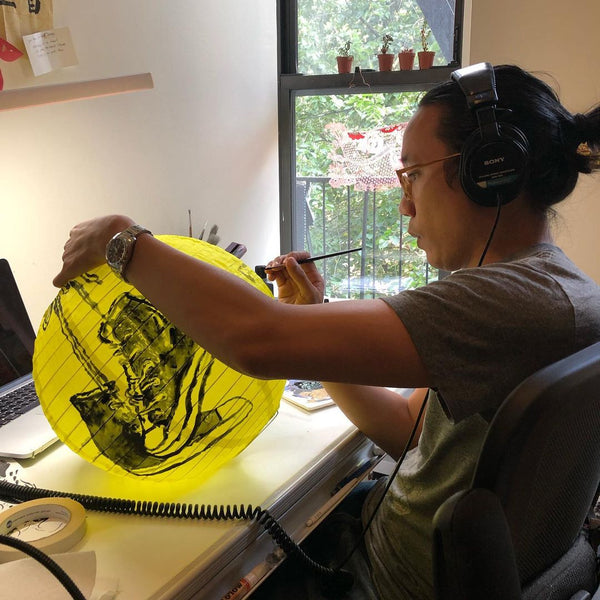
0, 38, 23, 62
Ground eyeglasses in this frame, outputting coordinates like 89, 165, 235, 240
395, 153, 461, 198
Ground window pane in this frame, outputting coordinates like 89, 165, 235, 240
294, 92, 439, 299
298, 0, 456, 75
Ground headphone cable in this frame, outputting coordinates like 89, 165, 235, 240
335, 391, 429, 572
478, 193, 503, 267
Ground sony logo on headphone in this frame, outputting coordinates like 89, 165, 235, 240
484, 157, 505, 166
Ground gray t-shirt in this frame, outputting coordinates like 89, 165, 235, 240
364, 244, 600, 600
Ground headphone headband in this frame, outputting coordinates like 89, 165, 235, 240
451, 62, 498, 109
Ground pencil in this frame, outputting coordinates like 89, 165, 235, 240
263, 247, 362, 272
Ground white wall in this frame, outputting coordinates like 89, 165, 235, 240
469, 0, 600, 282
1, 0, 279, 327
4, 0, 599, 334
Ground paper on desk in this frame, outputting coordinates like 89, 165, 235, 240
0, 550, 108, 600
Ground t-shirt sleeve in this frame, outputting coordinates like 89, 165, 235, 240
381, 264, 575, 423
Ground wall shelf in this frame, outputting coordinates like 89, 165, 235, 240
0, 72, 153, 111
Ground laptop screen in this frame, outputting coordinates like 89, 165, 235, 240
0, 259, 36, 386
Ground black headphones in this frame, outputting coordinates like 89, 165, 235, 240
451, 63, 530, 207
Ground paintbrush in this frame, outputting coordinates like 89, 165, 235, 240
262, 247, 362, 272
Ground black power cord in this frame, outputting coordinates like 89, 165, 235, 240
0, 534, 87, 600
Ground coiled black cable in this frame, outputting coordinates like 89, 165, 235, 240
0, 479, 352, 590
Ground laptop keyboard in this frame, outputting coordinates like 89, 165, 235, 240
0, 381, 39, 426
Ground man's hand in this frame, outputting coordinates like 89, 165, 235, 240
266, 252, 325, 305
53, 215, 134, 287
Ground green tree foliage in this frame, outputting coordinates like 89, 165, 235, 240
298, 0, 442, 75
294, 0, 443, 298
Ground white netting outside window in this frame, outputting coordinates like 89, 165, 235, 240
326, 122, 408, 192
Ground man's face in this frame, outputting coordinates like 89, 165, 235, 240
399, 105, 483, 271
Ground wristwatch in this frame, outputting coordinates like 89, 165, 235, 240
105, 224, 153, 282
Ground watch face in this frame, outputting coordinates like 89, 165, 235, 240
105, 227, 150, 280
107, 234, 131, 271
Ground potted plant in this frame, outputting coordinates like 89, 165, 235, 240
398, 42, 415, 71
336, 40, 353, 74
377, 34, 395, 71
418, 19, 435, 69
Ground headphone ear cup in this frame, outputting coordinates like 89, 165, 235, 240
460, 123, 530, 207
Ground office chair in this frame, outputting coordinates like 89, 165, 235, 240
432, 341, 600, 600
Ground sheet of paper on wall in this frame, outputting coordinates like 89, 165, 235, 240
23, 26, 77, 76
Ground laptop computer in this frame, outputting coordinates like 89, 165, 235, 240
0, 258, 59, 459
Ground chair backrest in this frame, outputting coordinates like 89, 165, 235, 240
472, 341, 600, 585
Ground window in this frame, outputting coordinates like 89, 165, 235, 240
278, 0, 464, 298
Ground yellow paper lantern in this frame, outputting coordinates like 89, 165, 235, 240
33, 235, 283, 481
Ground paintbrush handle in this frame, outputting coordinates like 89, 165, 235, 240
263, 247, 362, 272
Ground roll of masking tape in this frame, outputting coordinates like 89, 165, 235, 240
0, 497, 86, 562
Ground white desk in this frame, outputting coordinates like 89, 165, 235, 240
8, 402, 378, 599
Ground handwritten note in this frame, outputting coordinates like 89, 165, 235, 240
23, 27, 78, 77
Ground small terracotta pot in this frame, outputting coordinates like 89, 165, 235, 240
377, 53, 395, 71
336, 56, 354, 74
418, 51, 435, 70
398, 50, 415, 71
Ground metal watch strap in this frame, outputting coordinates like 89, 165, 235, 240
126, 224, 152, 240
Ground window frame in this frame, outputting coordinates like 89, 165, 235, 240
276, 0, 465, 253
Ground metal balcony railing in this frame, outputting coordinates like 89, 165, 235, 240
294, 177, 437, 299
